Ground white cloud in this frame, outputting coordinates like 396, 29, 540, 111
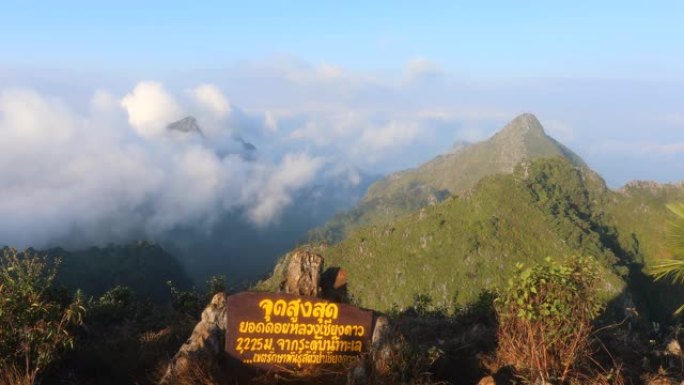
596, 140, 684, 156
288, 112, 361, 146
404, 57, 443, 82
455, 126, 489, 143
264, 111, 279, 133
0, 89, 75, 147
316, 63, 346, 80
0, 83, 329, 248
246, 153, 325, 226
190, 84, 232, 118
120, 81, 183, 138
545, 119, 575, 142
360, 120, 423, 151
90, 89, 119, 112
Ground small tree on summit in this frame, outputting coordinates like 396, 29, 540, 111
650, 203, 684, 315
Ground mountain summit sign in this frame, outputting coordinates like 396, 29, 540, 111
225, 292, 374, 369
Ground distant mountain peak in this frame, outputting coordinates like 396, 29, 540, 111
167, 116, 203, 135
316, 112, 590, 242
498, 113, 545, 137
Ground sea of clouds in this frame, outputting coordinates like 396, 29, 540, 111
0, 82, 329, 247
2, 58, 683, 249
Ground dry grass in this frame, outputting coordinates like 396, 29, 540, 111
0, 364, 34, 385
173, 361, 222, 385
495, 313, 595, 382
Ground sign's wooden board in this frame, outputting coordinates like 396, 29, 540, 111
225, 292, 373, 370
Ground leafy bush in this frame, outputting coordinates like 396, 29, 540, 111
0, 248, 85, 385
167, 275, 228, 317
495, 256, 602, 383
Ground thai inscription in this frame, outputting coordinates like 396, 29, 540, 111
225, 292, 374, 369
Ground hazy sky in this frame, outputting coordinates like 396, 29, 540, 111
1, 1, 683, 247
2, 1, 683, 79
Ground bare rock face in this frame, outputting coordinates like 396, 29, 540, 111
167, 116, 203, 135
159, 293, 228, 384
370, 315, 392, 375
282, 250, 323, 297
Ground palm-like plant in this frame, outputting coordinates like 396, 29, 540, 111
650, 203, 684, 314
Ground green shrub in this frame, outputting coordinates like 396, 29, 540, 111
495, 256, 602, 383
167, 275, 227, 317
0, 248, 85, 385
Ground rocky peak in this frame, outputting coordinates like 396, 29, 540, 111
167, 116, 203, 135
497, 113, 546, 138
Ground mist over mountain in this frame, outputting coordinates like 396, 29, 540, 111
1, 80, 682, 292
0, 82, 380, 285
158, 170, 376, 284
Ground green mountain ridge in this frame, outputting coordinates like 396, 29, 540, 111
265, 115, 684, 323
312, 113, 587, 243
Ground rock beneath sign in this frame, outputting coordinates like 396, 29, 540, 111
347, 362, 369, 385
159, 293, 229, 385
282, 250, 323, 296
370, 315, 394, 375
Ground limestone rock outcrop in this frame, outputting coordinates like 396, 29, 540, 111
159, 292, 228, 384
282, 250, 323, 296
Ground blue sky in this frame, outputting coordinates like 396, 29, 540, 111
1, 1, 684, 247
2, 1, 683, 79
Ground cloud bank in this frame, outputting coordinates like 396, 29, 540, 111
2, 56, 684, 249
0, 83, 324, 248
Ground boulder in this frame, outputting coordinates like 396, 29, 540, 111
159, 293, 228, 384
282, 250, 323, 297
370, 315, 393, 375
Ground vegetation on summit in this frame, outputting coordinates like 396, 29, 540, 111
307, 157, 632, 311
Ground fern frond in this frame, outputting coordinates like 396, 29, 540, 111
650, 258, 684, 284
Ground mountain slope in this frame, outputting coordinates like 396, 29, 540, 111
366, 113, 585, 200
313, 158, 626, 310
43, 242, 192, 302
266, 157, 684, 322
313, 113, 586, 242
